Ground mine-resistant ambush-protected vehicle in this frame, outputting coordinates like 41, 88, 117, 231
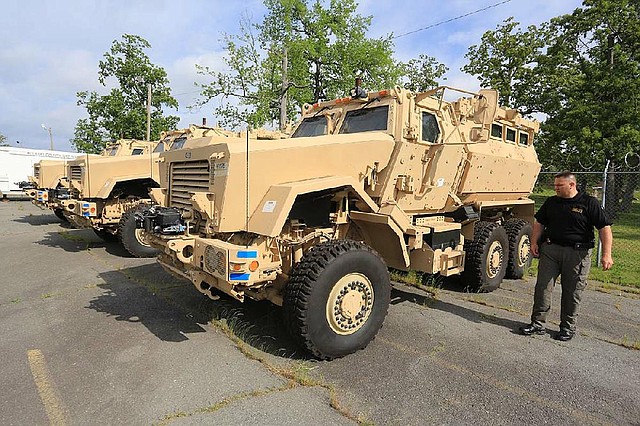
60, 127, 224, 257
139, 86, 541, 359
27, 140, 154, 222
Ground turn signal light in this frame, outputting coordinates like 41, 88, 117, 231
249, 261, 259, 272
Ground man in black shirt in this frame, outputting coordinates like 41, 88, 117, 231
520, 171, 613, 341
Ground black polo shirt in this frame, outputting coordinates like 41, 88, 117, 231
535, 191, 612, 245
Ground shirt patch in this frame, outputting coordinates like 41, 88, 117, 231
571, 207, 584, 214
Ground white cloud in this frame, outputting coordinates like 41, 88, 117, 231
0, 0, 583, 151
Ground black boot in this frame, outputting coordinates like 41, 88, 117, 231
519, 323, 545, 335
554, 329, 574, 341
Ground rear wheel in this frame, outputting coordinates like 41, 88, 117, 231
118, 204, 159, 258
462, 221, 508, 292
283, 240, 391, 360
504, 218, 532, 279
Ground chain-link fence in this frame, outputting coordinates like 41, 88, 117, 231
533, 168, 640, 286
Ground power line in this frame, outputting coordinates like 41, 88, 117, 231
392, 0, 513, 39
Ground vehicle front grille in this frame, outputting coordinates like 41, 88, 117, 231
203, 245, 227, 278
70, 166, 82, 181
169, 160, 210, 208
33, 165, 40, 179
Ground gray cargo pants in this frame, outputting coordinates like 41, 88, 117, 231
531, 243, 592, 332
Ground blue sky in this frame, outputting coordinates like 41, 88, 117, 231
0, 0, 582, 152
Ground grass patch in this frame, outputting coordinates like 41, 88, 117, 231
59, 230, 91, 243
389, 268, 442, 299
464, 297, 526, 315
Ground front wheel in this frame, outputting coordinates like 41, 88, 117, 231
53, 208, 68, 223
118, 204, 159, 258
283, 240, 391, 360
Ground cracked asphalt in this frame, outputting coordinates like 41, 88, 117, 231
1, 201, 638, 425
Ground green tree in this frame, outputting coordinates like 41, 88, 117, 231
462, 17, 549, 113
196, 0, 402, 129
0, 132, 8, 146
462, 1, 640, 214
399, 54, 448, 92
72, 34, 179, 153
537, 0, 640, 213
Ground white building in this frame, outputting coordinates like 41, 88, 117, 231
0, 147, 83, 199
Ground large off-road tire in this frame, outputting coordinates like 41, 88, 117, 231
462, 221, 509, 292
118, 204, 159, 258
283, 240, 391, 360
93, 228, 118, 242
504, 218, 533, 279
53, 208, 68, 223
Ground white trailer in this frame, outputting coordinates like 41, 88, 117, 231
0, 147, 83, 199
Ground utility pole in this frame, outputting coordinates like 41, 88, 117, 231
146, 83, 152, 141
280, 47, 288, 131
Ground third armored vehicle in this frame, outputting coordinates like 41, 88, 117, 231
28, 140, 150, 222
140, 86, 541, 358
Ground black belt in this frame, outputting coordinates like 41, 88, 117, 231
546, 239, 594, 249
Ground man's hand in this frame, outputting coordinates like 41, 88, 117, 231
530, 241, 539, 258
598, 226, 613, 271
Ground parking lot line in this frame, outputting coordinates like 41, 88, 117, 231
27, 349, 68, 425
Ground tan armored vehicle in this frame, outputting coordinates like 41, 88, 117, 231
61, 126, 233, 257
139, 86, 540, 359
26, 139, 154, 221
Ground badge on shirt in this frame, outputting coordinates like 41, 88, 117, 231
571, 207, 583, 214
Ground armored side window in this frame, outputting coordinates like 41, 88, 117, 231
153, 142, 165, 153
131, 148, 145, 155
519, 132, 529, 146
421, 112, 440, 143
491, 123, 503, 139
292, 115, 327, 138
339, 105, 389, 134
506, 128, 516, 143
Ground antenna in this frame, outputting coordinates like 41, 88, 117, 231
245, 125, 250, 240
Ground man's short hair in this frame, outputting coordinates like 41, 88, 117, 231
554, 171, 576, 182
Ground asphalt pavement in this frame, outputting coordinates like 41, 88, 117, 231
1, 200, 638, 425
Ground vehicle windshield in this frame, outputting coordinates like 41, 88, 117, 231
105, 146, 119, 156
131, 148, 145, 155
339, 105, 389, 134
153, 142, 165, 153
169, 136, 187, 150
291, 116, 327, 138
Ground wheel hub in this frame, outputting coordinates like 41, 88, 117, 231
517, 235, 531, 267
486, 240, 504, 279
326, 273, 374, 335
135, 228, 152, 247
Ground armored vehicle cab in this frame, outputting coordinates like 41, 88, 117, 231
141, 86, 541, 359
61, 127, 234, 257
